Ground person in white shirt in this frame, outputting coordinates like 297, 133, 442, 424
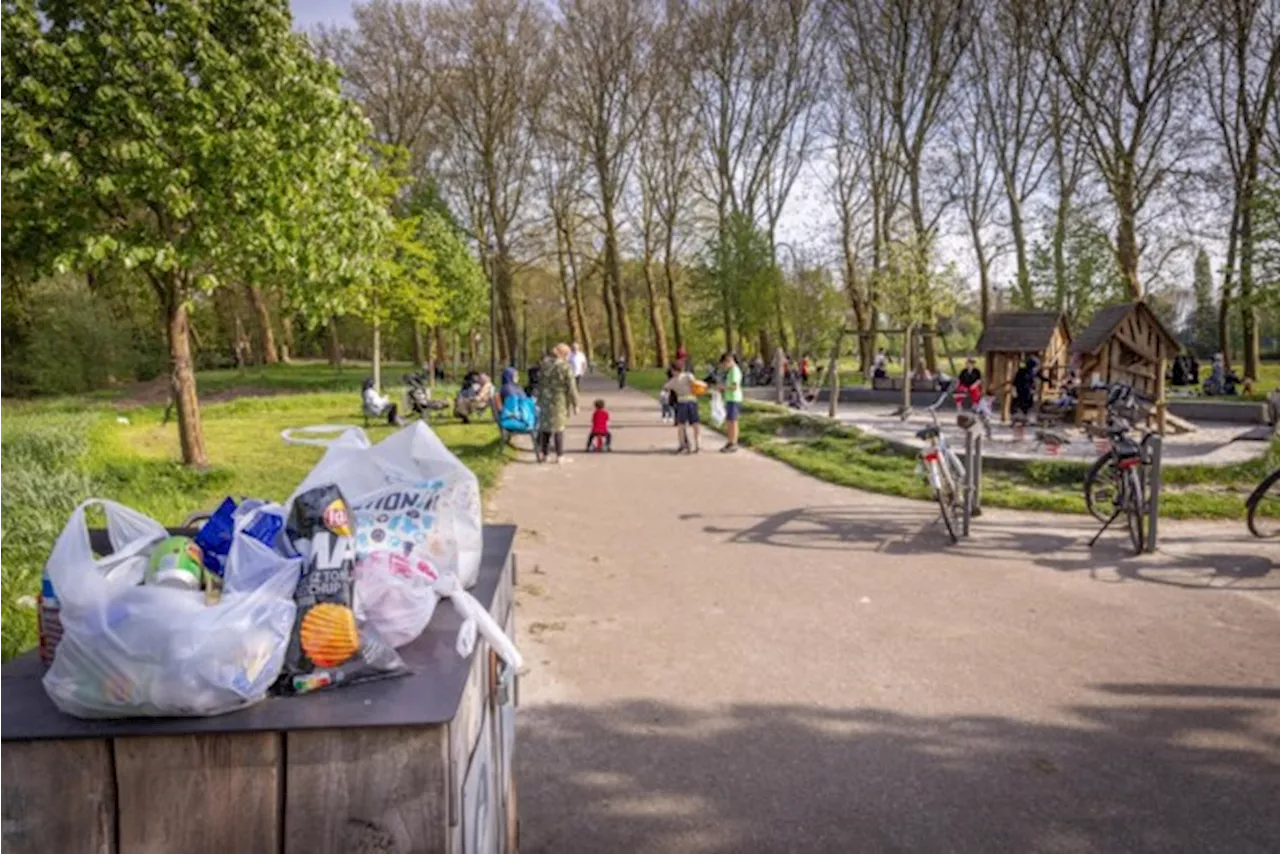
570, 343, 588, 387
362, 378, 404, 425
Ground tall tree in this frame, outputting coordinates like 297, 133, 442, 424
1202, 0, 1280, 380
1186, 246, 1219, 356
432, 0, 549, 364
690, 0, 825, 350
1039, 0, 1211, 299
553, 0, 657, 366
3, 0, 388, 466
973, 0, 1054, 305
834, 0, 975, 368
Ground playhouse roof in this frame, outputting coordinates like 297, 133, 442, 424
976, 311, 1068, 354
1072, 301, 1179, 356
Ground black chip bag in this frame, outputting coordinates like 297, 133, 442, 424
275, 484, 407, 695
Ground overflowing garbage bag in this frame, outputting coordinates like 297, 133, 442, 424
284, 421, 522, 668
42, 500, 300, 719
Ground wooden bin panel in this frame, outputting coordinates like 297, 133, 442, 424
114, 732, 280, 854
285, 726, 449, 854
2, 738, 116, 854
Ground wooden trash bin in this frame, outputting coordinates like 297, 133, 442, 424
2, 525, 520, 854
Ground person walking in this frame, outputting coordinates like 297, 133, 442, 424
718, 352, 743, 453
616, 355, 628, 389
570, 343, 588, 390
537, 343, 579, 464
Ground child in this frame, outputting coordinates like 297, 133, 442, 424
662, 359, 701, 454
587, 399, 612, 452
661, 363, 677, 423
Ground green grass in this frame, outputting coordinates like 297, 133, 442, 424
1, 365, 507, 661
628, 367, 1278, 522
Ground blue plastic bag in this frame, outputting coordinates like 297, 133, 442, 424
498, 396, 537, 433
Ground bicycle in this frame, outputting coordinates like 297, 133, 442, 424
915, 386, 972, 544
1246, 466, 1279, 539
1083, 383, 1152, 555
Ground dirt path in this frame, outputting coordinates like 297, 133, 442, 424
489, 377, 1280, 854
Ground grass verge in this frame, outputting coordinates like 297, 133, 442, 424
627, 368, 1277, 522
1, 367, 506, 661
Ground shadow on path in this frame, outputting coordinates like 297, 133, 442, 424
518, 696, 1280, 854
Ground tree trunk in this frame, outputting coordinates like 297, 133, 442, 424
722, 302, 733, 354
493, 247, 518, 364
554, 221, 580, 344
662, 230, 684, 351
327, 318, 342, 368
1052, 196, 1070, 313
1219, 201, 1240, 371
601, 269, 618, 364
601, 197, 635, 365
1239, 194, 1260, 381
372, 321, 382, 391
279, 312, 294, 363
1115, 188, 1141, 299
641, 258, 669, 367
565, 224, 593, 363
412, 322, 426, 367
165, 293, 208, 467
1009, 196, 1031, 306
435, 327, 448, 379
244, 283, 278, 364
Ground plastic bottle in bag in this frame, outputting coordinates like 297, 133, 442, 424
37, 570, 62, 669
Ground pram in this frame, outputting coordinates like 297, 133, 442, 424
497, 395, 545, 461
403, 371, 449, 420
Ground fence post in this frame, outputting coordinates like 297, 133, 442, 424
827, 334, 841, 419
1145, 434, 1162, 553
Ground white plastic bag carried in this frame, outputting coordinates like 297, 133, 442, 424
43, 500, 299, 719
282, 422, 521, 669
710, 390, 727, 427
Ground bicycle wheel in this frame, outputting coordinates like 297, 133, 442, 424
1125, 470, 1146, 555
1084, 453, 1122, 523
1246, 467, 1280, 539
932, 463, 959, 544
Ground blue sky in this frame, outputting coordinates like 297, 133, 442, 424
290, 0, 354, 32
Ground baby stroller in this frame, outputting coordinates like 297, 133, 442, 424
403, 371, 448, 420
497, 395, 544, 461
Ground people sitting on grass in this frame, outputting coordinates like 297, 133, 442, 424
662, 358, 701, 454
1203, 353, 1240, 396
362, 378, 404, 426
586, 399, 612, 452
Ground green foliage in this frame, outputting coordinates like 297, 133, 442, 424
692, 213, 781, 345
876, 235, 959, 328
783, 264, 846, 360
1182, 247, 1219, 356
1027, 210, 1127, 326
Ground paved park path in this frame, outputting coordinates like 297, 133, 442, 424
486, 377, 1280, 854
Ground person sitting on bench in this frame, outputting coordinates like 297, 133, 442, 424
955, 357, 982, 408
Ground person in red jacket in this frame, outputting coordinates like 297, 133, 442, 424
586, 399, 612, 452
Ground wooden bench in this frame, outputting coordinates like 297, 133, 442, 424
2, 526, 521, 854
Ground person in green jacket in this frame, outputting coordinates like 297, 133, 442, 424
537, 342, 579, 464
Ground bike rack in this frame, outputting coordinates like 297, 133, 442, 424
961, 425, 984, 537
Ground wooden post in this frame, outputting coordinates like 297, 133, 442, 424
827, 331, 843, 419
1155, 340, 1167, 434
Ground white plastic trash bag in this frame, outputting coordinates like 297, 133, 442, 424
710, 391, 727, 427
42, 500, 299, 719
282, 422, 521, 670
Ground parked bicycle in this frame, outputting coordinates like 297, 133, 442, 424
915, 386, 975, 544
1246, 466, 1279, 539
1083, 383, 1153, 554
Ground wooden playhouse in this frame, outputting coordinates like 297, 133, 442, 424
1072, 300, 1180, 431
976, 311, 1072, 420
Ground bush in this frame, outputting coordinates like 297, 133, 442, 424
0, 412, 101, 660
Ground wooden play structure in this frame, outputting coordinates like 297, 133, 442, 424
976, 311, 1072, 421
1072, 300, 1181, 432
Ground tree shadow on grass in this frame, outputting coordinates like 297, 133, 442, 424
517, 697, 1280, 854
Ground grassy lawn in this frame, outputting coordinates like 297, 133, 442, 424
1, 365, 506, 661
628, 368, 1278, 522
